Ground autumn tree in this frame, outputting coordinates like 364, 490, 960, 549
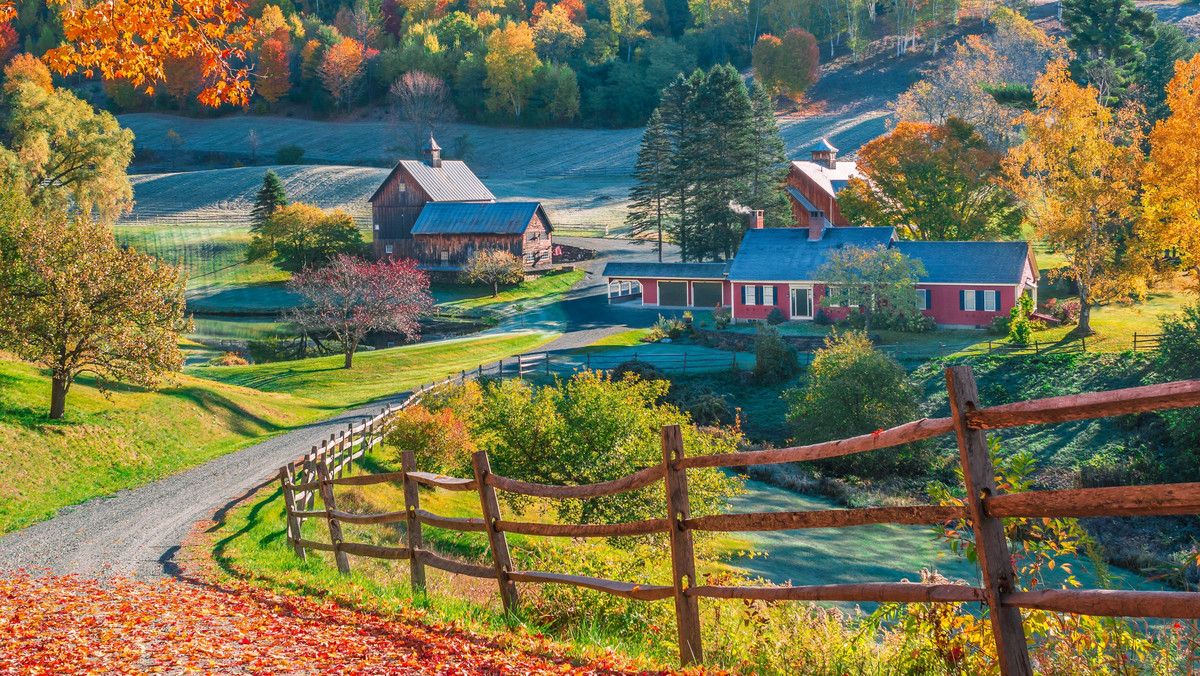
389, 71, 454, 155
485, 22, 540, 118
532, 3, 585, 63
462, 248, 524, 297
284, 255, 433, 369
1004, 62, 1151, 335
256, 38, 293, 106
0, 21, 17, 66
162, 53, 207, 108
0, 197, 191, 419
839, 118, 1021, 240
0, 56, 134, 222
319, 38, 367, 113
816, 245, 926, 332
42, 0, 257, 107
249, 203, 364, 271
609, 0, 648, 62
1143, 54, 1200, 291
752, 29, 819, 102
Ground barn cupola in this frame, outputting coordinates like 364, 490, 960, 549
423, 133, 442, 168
810, 138, 838, 169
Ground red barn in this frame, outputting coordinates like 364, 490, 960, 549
785, 139, 863, 234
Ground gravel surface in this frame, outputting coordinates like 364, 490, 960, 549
0, 236, 676, 579
0, 396, 410, 579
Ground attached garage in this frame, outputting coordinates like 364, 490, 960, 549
658, 281, 689, 307
691, 282, 723, 309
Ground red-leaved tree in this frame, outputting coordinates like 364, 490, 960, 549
284, 255, 433, 369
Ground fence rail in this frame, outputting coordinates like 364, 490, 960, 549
278, 367, 1200, 674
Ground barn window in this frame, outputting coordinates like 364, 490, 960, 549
385, 244, 393, 255
440, 250, 449, 262
398, 183, 407, 192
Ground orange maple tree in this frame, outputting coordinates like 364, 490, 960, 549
256, 37, 292, 104
31, 0, 258, 107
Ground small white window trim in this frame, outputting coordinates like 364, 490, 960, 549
744, 285, 757, 306
917, 288, 928, 310
764, 285, 776, 306
964, 290, 976, 312
984, 291, 997, 312
384, 244, 393, 254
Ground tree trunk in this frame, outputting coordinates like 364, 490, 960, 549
1078, 302, 1094, 335
492, 281, 499, 297
49, 374, 70, 420
344, 346, 355, 369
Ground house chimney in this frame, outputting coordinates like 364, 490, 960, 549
810, 138, 838, 169
751, 210, 764, 229
808, 216, 826, 241
423, 133, 442, 168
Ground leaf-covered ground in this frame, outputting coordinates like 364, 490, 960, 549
0, 572, 695, 675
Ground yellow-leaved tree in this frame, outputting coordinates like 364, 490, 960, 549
1003, 61, 1155, 335
484, 22, 540, 119
1143, 54, 1200, 292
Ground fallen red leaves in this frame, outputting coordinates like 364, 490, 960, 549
0, 572, 684, 675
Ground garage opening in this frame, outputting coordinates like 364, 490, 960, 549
658, 281, 688, 307
691, 281, 722, 309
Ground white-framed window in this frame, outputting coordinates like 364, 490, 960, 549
764, 285, 776, 306
384, 244, 393, 255
917, 288, 929, 310
963, 290, 976, 311
743, 285, 756, 306
440, 250, 449, 262
398, 183, 407, 192
983, 290, 997, 312
374, 224, 380, 231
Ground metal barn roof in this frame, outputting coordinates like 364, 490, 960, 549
368, 159, 496, 203
411, 201, 546, 235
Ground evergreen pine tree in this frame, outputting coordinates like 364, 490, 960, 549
251, 170, 289, 232
1061, 0, 1156, 99
626, 109, 672, 261
1136, 22, 1198, 129
747, 81, 790, 226
687, 64, 755, 261
658, 72, 700, 261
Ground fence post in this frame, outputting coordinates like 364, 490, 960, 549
945, 366, 1032, 676
461, 369, 466, 384
316, 454, 351, 575
280, 464, 307, 561
682, 352, 687, 375
401, 450, 426, 593
545, 352, 551, 376
1034, 340, 1040, 355
587, 353, 591, 370
1081, 336, 1086, 352
472, 450, 519, 613
303, 446, 320, 511
661, 424, 704, 665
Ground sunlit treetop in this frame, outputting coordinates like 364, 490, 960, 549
24, 0, 259, 107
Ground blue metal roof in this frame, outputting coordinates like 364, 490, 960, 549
603, 261, 729, 280
727, 227, 897, 281
412, 202, 546, 235
892, 241, 1032, 285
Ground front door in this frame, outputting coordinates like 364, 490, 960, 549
790, 287, 813, 319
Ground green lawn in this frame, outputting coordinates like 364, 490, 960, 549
433, 269, 584, 313
0, 332, 554, 534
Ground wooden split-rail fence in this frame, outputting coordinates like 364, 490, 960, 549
278, 366, 1200, 675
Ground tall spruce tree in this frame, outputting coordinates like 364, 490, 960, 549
251, 170, 289, 232
747, 81, 790, 226
1061, 0, 1156, 100
627, 109, 672, 261
658, 72, 700, 260
687, 64, 756, 261
1135, 22, 1198, 130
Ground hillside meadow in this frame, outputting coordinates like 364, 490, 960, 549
0, 332, 554, 534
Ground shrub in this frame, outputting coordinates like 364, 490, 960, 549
766, 306, 784, 325
752, 324, 801, 384
647, 314, 685, 341
1154, 303, 1200, 480
1042, 297, 1081, 325
988, 315, 1010, 336
1008, 292, 1035, 345
786, 330, 931, 478
813, 307, 831, 325
207, 351, 248, 366
275, 143, 305, 164
609, 359, 664, 382
666, 383, 735, 426
713, 306, 731, 330
384, 404, 475, 474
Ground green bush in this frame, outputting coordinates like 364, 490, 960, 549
275, 144, 306, 164
1008, 292, 1035, 345
786, 330, 932, 478
752, 324, 801, 384
609, 359, 665, 382
1153, 302, 1200, 480
713, 306, 731, 330
766, 306, 784, 325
